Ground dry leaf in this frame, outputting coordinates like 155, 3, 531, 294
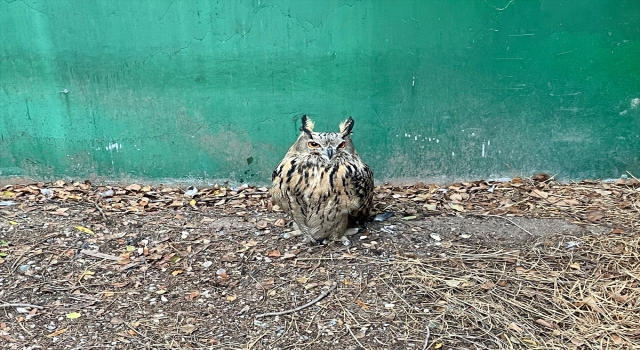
508, 322, 523, 333
75, 226, 94, 234
448, 203, 465, 212
171, 270, 183, 276
226, 295, 237, 302
530, 189, 549, 199
126, 184, 141, 191
535, 319, 556, 329
180, 324, 197, 334
611, 293, 628, 303
66, 312, 81, 319
479, 281, 494, 291
586, 211, 605, 222
611, 333, 623, 345
267, 250, 281, 257
611, 228, 625, 234
355, 300, 370, 309
569, 263, 580, 270
186, 290, 200, 301
47, 328, 68, 337
575, 296, 603, 313
444, 279, 461, 288
423, 203, 438, 211
256, 220, 269, 229
296, 277, 309, 284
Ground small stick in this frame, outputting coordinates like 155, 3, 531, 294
93, 200, 107, 221
422, 325, 431, 350
255, 284, 336, 318
626, 171, 639, 182
467, 213, 533, 236
0, 303, 44, 309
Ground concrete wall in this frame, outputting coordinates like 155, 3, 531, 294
1, 0, 639, 184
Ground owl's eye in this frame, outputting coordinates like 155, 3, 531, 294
307, 141, 320, 148
338, 141, 346, 148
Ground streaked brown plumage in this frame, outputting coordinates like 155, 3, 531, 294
270, 115, 374, 244
270, 115, 373, 244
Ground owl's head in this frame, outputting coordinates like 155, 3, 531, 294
290, 115, 357, 161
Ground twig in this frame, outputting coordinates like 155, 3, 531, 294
255, 283, 336, 318
422, 324, 431, 350
80, 249, 122, 261
0, 303, 44, 309
346, 324, 370, 350
93, 200, 107, 221
467, 213, 533, 236
626, 171, 639, 182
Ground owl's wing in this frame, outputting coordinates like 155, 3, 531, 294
347, 162, 374, 221
270, 156, 299, 213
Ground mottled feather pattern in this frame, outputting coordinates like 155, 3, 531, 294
270, 116, 374, 242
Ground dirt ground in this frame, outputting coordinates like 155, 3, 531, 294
0, 177, 638, 349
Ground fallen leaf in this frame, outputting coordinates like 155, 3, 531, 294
569, 263, 580, 270
273, 219, 286, 227
267, 250, 281, 257
586, 211, 605, 222
296, 277, 309, 284
508, 322, 523, 333
47, 328, 68, 337
611, 228, 625, 234
444, 279, 461, 288
448, 203, 465, 212
402, 215, 417, 220
575, 296, 603, 313
423, 203, 438, 211
171, 270, 183, 276
180, 324, 197, 334
186, 290, 200, 301
611, 293, 629, 303
226, 295, 237, 302
66, 312, 81, 319
521, 338, 537, 346
529, 189, 549, 199
168, 200, 183, 207
355, 300, 370, 309
479, 281, 494, 291
535, 319, 556, 329
126, 184, 141, 192
611, 333, 623, 345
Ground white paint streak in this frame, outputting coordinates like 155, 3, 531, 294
106, 143, 122, 151
482, 143, 485, 157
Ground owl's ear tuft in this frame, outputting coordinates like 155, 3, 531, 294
339, 117, 354, 136
300, 115, 314, 136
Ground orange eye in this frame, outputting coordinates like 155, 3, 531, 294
307, 141, 320, 148
338, 141, 346, 148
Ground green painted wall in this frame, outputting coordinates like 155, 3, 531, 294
1, 0, 639, 184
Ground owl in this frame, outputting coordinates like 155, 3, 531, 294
270, 115, 374, 244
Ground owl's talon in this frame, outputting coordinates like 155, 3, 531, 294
344, 228, 360, 236
283, 230, 302, 239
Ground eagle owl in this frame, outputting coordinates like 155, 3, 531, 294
270, 115, 374, 244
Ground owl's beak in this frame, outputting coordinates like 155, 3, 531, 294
325, 147, 335, 160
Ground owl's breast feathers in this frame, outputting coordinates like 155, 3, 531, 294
270, 153, 373, 221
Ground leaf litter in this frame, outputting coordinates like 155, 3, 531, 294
0, 175, 638, 349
